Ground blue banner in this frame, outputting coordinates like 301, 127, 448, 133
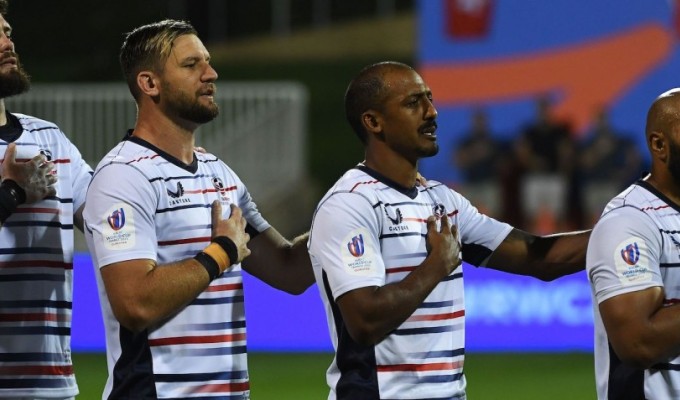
72, 254, 592, 352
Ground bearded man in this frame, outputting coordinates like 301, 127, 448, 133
83, 19, 314, 399
0, 0, 94, 399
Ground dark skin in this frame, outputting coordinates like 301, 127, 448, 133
597, 89, 680, 369
337, 63, 590, 345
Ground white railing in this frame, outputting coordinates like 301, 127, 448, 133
5, 82, 308, 203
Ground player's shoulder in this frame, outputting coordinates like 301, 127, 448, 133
12, 112, 62, 133
602, 182, 666, 218
326, 168, 383, 198
92, 139, 157, 177
194, 148, 220, 163
419, 179, 461, 204
314, 168, 377, 209
594, 183, 665, 235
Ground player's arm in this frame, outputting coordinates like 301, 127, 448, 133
74, 203, 85, 232
241, 228, 314, 294
484, 228, 591, 281
598, 287, 680, 368
590, 208, 680, 368
0, 142, 57, 225
100, 202, 251, 332
337, 216, 460, 345
67, 138, 94, 233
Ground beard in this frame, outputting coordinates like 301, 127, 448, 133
0, 54, 30, 99
668, 139, 680, 184
161, 81, 219, 125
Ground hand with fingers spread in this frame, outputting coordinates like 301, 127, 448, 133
2, 142, 57, 204
211, 201, 251, 265
425, 215, 461, 277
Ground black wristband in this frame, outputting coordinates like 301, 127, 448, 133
212, 236, 238, 266
0, 179, 25, 224
194, 251, 221, 281
1, 179, 26, 204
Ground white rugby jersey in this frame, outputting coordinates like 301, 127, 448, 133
587, 179, 680, 400
0, 112, 92, 398
308, 165, 512, 400
83, 133, 270, 399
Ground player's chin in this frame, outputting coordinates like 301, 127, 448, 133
421, 142, 439, 158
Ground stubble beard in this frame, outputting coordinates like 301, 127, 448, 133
162, 82, 219, 125
668, 139, 680, 185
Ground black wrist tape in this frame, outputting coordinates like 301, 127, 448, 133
194, 251, 221, 281
212, 236, 239, 266
1, 179, 26, 204
0, 180, 26, 224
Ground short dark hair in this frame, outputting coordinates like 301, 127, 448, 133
344, 61, 414, 143
0, 0, 9, 16
119, 19, 197, 100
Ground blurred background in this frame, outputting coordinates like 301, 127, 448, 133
6, 0, 680, 398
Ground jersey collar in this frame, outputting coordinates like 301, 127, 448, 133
0, 111, 24, 143
124, 130, 198, 173
637, 178, 680, 211
355, 163, 419, 199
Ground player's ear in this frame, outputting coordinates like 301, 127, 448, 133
361, 110, 382, 134
136, 71, 159, 97
649, 131, 667, 162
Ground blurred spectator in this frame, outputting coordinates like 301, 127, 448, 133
452, 107, 502, 216
578, 107, 644, 225
513, 94, 576, 233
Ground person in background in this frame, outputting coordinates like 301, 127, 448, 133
513, 94, 576, 232
587, 88, 680, 399
307, 61, 590, 400
451, 106, 502, 217
578, 106, 644, 225
82, 19, 314, 398
0, 0, 94, 398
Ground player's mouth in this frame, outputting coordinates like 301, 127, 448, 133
197, 85, 217, 102
0, 54, 17, 68
419, 121, 438, 139
198, 85, 216, 99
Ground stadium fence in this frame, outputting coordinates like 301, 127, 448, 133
5, 82, 308, 204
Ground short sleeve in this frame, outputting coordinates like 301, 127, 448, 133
587, 206, 663, 304
230, 170, 270, 234
83, 163, 158, 268
67, 139, 93, 211
308, 192, 385, 300
453, 190, 512, 265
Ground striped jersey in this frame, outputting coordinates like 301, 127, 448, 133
0, 112, 92, 398
83, 133, 270, 399
308, 165, 512, 400
587, 179, 680, 400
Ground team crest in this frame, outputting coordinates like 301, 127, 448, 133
39, 148, 52, 161
212, 176, 231, 202
433, 203, 446, 218
212, 177, 225, 190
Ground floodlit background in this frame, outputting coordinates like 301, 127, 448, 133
7, 0, 679, 397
